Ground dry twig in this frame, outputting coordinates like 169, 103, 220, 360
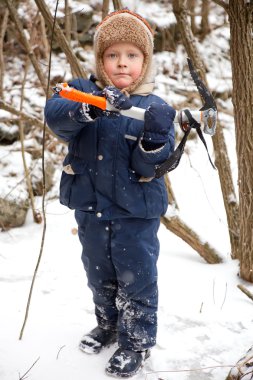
19, 357, 40, 380
237, 284, 253, 302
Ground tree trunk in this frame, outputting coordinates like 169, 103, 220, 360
228, 0, 253, 281
172, 0, 240, 259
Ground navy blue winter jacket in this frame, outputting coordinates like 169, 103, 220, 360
45, 78, 175, 220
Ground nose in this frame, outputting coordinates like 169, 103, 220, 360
117, 55, 127, 68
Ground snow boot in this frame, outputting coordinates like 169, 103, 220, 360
79, 326, 117, 354
105, 348, 150, 378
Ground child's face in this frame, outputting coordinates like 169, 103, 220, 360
103, 42, 144, 89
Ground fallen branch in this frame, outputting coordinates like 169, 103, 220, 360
161, 215, 222, 264
237, 284, 253, 302
19, 357, 40, 380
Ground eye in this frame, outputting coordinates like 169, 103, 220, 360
128, 53, 138, 59
106, 53, 117, 59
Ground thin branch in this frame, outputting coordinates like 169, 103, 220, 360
19, 0, 60, 340
0, 99, 59, 139
19, 357, 40, 380
0, 9, 9, 98
237, 284, 253, 302
65, 0, 71, 43
5, 0, 48, 94
19, 58, 41, 224
34, 0, 87, 79
112, 0, 123, 10
56, 345, 66, 360
102, 0, 110, 19
211, 0, 229, 12
145, 364, 237, 379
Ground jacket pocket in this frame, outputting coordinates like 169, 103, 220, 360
60, 154, 96, 210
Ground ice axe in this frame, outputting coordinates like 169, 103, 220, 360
53, 58, 217, 176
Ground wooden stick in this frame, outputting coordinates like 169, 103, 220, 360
237, 284, 253, 302
161, 215, 222, 264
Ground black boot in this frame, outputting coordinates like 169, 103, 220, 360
79, 326, 117, 354
105, 348, 150, 378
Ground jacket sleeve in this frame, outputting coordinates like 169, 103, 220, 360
131, 132, 175, 178
130, 97, 175, 178
44, 79, 95, 142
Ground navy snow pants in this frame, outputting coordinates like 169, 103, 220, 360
75, 211, 160, 351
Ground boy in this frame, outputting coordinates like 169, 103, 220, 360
45, 9, 175, 378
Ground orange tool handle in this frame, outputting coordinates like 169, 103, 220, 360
58, 83, 107, 110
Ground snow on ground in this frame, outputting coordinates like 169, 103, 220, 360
1, 152, 253, 380
1, 2, 253, 379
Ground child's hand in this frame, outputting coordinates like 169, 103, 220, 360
102, 86, 132, 110
84, 87, 132, 120
143, 103, 176, 144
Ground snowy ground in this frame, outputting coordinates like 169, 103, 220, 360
1, 2, 253, 379
1, 148, 253, 380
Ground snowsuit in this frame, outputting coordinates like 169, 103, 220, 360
45, 77, 175, 351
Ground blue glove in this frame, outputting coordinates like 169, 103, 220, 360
102, 86, 132, 110
143, 102, 176, 145
87, 86, 132, 120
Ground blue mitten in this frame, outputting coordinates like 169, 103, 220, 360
85, 86, 132, 120
102, 86, 132, 110
143, 103, 176, 145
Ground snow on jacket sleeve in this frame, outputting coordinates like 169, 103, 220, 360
44, 79, 97, 142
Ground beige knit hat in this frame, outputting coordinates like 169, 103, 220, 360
94, 9, 154, 94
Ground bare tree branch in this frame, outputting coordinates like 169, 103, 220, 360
34, 0, 87, 79
212, 0, 229, 12
5, 0, 48, 94
102, 0, 110, 19
19, 357, 40, 380
172, 0, 239, 259
0, 8, 9, 98
0, 99, 60, 140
